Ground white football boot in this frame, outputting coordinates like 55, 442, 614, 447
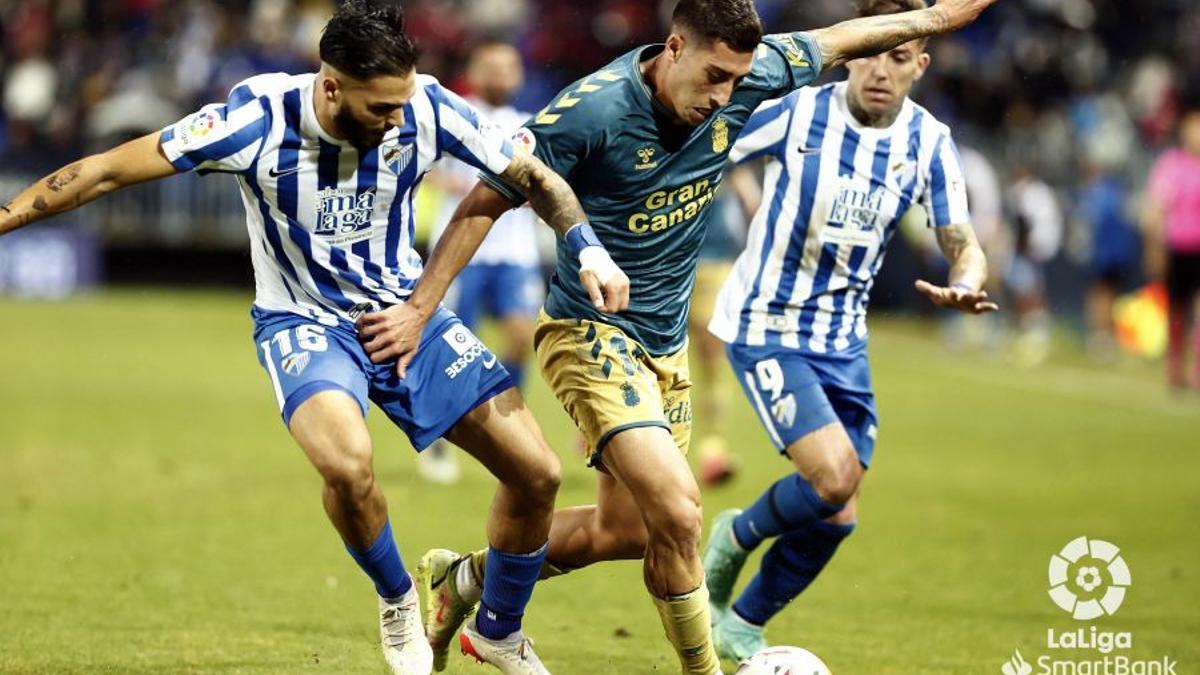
459, 616, 551, 674
379, 581, 434, 674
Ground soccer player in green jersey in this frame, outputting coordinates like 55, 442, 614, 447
382, 0, 999, 671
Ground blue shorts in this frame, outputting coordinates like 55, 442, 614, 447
252, 306, 514, 450
449, 263, 544, 331
726, 342, 878, 467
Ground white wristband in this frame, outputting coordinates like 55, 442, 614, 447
579, 245, 621, 286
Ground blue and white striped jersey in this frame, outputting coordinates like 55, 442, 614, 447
709, 81, 969, 354
159, 72, 515, 326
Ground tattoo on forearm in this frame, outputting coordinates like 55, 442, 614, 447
936, 224, 971, 259
821, 10, 944, 67
503, 156, 588, 234
938, 224, 987, 287
32, 196, 49, 212
1, 201, 12, 214
45, 163, 82, 193
528, 179, 587, 234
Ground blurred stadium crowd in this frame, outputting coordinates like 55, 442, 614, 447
1, 0, 1198, 368
2, 1, 1196, 174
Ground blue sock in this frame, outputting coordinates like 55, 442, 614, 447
503, 361, 525, 390
732, 474, 844, 550
732, 520, 855, 626
345, 520, 412, 600
477, 543, 548, 640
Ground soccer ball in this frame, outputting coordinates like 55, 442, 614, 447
734, 646, 832, 675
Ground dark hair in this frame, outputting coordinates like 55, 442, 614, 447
671, 0, 763, 53
319, 0, 420, 80
856, 0, 929, 18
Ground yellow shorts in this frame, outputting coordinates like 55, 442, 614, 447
690, 261, 734, 329
535, 310, 692, 467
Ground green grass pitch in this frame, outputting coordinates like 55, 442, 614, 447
1, 290, 1197, 674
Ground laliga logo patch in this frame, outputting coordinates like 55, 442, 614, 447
188, 111, 220, 138
512, 127, 537, 154
442, 324, 476, 356
442, 324, 497, 379
281, 351, 311, 377
177, 110, 224, 147
1048, 536, 1131, 620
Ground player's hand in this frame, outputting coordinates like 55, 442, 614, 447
356, 303, 431, 378
915, 280, 999, 315
932, 0, 1000, 32
581, 266, 630, 313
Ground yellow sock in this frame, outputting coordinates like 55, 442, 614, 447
469, 548, 575, 583
653, 584, 721, 675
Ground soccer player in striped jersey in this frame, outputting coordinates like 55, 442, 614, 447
0, 3, 629, 673
701, 0, 999, 661
376, 0, 1000, 672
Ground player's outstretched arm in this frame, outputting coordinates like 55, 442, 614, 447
809, 0, 1000, 71
0, 133, 177, 237
915, 223, 1000, 314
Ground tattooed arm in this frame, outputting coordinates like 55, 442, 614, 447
914, 223, 999, 314
358, 152, 630, 376
0, 132, 177, 237
808, 0, 1000, 72
408, 151, 624, 318
937, 223, 989, 291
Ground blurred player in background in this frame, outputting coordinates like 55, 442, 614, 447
374, 0, 1002, 671
0, 3, 634, 673
419, 41, 544, 485
1144, 102, 1200, 391
1078, 160, 1140, 362
1005, 164, 1064, 366
700, 0, 998, 661
692, 171, 754, 487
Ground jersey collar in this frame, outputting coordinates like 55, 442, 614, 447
628, 44, 678, 120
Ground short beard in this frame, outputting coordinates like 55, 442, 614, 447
847, 88, 903, 129
333, 106, 386, 151
477, 88, 511, 108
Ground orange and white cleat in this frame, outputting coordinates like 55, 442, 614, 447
459, 617, 551, 675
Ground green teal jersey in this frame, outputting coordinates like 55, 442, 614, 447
482, 32, 822, 355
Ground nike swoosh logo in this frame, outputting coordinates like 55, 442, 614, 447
798, 146, 822, 156
482, 353, 498, 369
269, 166, 301, 178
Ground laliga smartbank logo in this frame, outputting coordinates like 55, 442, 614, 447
998, 537, 1178, 675
1048, 536, 1130, 620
